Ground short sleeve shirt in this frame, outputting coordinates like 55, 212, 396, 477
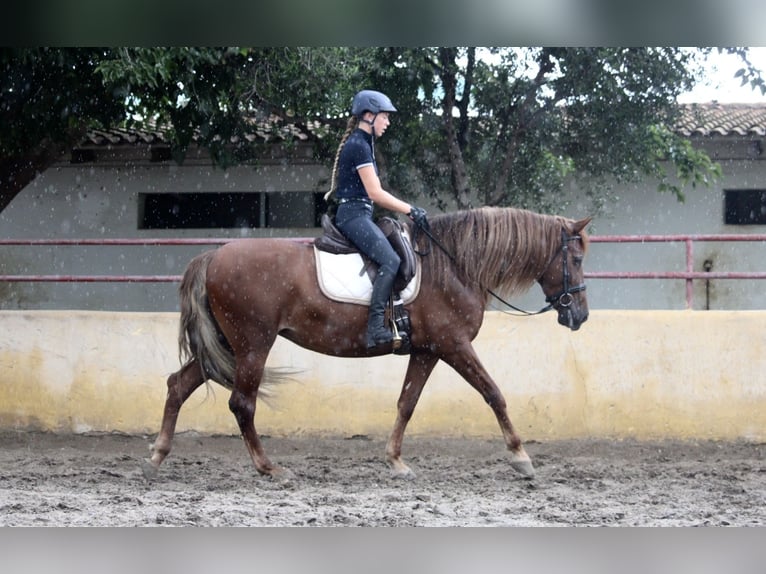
336, 129, 376, 200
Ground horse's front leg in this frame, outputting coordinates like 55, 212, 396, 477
229, 349, 291, 480
142, 359, 206, 480
386, 351, 439, 479
442, 343, 535, 478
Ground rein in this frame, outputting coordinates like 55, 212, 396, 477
413, 221, 585, 317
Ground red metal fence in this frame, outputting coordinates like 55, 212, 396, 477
587, 234, 766, 308
0, 238, 235, 283
2, 235, 766, 308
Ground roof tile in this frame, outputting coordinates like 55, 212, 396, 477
77, 103, 766, 148
674, 103, 766, 137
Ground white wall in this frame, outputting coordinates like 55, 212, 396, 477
573, 151, 766, 310
0, 159, 330, 311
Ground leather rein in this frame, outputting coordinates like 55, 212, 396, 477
413, 222, 586, 317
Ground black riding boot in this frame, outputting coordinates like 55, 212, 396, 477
366, 269, 395, 348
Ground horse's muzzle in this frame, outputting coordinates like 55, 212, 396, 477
558, 307, 588, 331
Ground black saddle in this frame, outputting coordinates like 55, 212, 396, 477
314, 214, 417, 293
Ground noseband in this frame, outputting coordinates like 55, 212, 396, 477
544, 228, 587, 309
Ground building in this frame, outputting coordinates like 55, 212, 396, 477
559, 103, 766, 311
0, 119, 330, 311
1, 103, 765, 311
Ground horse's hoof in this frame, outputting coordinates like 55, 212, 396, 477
388, 461, 416, 480
141, 458, 159, 481
510, 459, 536, 479
269, 466, 295, 482
392, 468, 416, 481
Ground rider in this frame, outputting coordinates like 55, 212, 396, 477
327, 89, 428, 348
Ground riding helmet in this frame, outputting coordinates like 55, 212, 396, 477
351, 90, 397, 117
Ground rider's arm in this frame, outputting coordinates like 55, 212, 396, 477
358, 165, 413, 215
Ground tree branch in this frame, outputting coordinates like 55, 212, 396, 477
438, 48, 475, 209
489, 49, 556, 205
456, 47, 475, 150
0, 139, 70, 212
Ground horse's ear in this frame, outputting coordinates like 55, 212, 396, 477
571, 216, 592, 235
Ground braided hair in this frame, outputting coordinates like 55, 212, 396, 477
324, 116, 359, 202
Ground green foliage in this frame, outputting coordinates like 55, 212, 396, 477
0, 47, 126, 209
725, 47, 766, 96
350, 47, 732, 214
0, 47, 123, 157
2, 46, 762, 215
647, 124, 723, 202
96, 47, 381, 167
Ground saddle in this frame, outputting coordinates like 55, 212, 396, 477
313, 214, 417, 355
314, 213, 417, 294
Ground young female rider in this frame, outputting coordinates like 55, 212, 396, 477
327, 89, 428, 348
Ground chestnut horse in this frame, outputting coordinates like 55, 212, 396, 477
142, 206, 591, 481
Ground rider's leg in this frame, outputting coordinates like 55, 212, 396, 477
335, 204, 401, 348
366, 261, 398, 347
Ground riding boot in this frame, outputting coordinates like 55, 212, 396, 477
366, 269, 395, 348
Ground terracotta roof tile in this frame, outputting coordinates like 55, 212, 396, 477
674, 103, 766, 137
78, 115, 318, 148
77, 104, 766, 148
79, 127, 166, 147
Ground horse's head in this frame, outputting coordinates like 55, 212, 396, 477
538, 216, 591, 331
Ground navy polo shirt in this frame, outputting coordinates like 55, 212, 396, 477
336, 129, 376, 200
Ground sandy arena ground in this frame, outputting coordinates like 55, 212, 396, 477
0, 431, 763, 526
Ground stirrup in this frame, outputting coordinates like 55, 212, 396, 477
390, 298, 403, 351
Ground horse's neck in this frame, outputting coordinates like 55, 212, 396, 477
433, 213, 555, 297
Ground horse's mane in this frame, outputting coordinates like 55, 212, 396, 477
418, 206, 585, 297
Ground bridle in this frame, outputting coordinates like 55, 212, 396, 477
488, 226, 586, 316
542, 228, 587, 310
412, 221, 586, 317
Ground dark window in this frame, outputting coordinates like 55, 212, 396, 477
139, 192, 261, 229
139, 192, 327, 229
724, 189, 766, 225
266, 192, 326, 228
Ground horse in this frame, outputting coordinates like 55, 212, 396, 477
141, 206, 591, 481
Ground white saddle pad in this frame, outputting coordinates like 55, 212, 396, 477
314, 247, 421, 306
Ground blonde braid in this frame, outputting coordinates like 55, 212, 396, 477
324, 116, 359, 202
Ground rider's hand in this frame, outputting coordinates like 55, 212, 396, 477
409, 206, 428, 228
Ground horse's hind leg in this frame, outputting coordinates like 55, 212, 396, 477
228, 348, 289, 479
385, 351, 439, 479
141, 359, 206, 480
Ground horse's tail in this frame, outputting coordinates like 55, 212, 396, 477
178, 250, 237, 388
177, 250, 292, 399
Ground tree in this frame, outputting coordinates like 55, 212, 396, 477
367, 47, 729, 213
96, 47, 377, 164
0, 47, 375, 211
1, 47, 761, 215
0, 48, 124, 211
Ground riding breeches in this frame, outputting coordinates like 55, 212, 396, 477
335, 202, 401, 307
